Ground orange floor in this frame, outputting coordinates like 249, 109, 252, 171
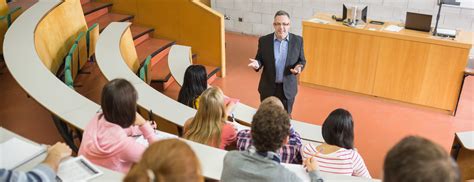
1, 32, 473, 179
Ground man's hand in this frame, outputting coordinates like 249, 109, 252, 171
248, 58, 260, 70
290, 64, 303, 75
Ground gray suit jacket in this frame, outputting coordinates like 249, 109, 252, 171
255, 33, 306, 99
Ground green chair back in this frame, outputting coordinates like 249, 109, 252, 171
64, 69, 74, 89
139, 56, 152, 83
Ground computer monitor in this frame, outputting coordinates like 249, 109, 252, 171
405, 12, 432, 32
343, 4, 368, 25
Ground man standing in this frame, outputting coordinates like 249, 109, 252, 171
248, 10, 306, 114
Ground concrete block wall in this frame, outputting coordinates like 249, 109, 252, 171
211, 0, 474, 55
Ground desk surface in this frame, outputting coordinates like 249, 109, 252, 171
456, 131, 474, 150
0, 127, 125, 181
2, 0, 98, 130
168, 45, 324, 142
304, 13, 473, 49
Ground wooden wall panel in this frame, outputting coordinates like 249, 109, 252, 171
98, 0, 226, 76
301, 27, 379, 95
34, 0, 87, 73
120, 28, 140, 73
0, 0, 8, 54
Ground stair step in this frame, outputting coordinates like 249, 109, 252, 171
136, 38, 175, 64
8, 0, 37, 11
83, 2, 112, 22
82, 2, 112, 15
80, 0, 90, 5
87, 13, 134, 32
130, 25, 154, 45
205, 65, 220, 84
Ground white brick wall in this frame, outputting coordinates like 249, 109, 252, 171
211, 0, 474, 38
212, 0, 474, 56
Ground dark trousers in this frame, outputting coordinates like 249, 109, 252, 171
260, 83, 295, 114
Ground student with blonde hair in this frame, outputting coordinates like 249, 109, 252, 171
183, 87, 237, 149
124, 139, 203, 182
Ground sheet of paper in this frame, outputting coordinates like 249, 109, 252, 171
57, 156, 103, 181
136, 130, 179, 146
384, 25, 403, 32
309, 18, 329, 24
0, 137, 46, 170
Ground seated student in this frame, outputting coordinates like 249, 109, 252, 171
236, 96, 302, 164
302, 108, 371, 178
183, 87, 237, 149
383, 136, 460, 182
79, 78, 157, 173
178, 65, 207, 108
0, 142, 72, 181
124, 139, 203, 182
177, 65, 238, 114
221, 103, 324, 182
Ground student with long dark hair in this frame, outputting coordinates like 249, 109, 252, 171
79, 79, 156, 173
301, 108, 371, 178
178, 65, 207, 108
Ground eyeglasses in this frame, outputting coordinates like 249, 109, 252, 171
273, 22, 290, 26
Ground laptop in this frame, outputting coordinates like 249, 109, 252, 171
405, 12, 432, 32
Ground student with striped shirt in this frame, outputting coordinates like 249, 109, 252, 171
301, 108, 371, 178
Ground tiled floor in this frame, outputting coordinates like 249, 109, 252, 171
1, 32, 472, 179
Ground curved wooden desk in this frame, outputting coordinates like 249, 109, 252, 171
96, 22, 235, 179
3, 0, 98, 130
168, 46, 324, 142
451, 131, 474, 180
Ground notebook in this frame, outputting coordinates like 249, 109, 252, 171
57, 156, 103, 181
0, 137, 47, 170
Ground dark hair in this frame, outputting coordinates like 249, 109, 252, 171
274, 10, 290, 19
251, 104, 290, 152
101, 78, 137, 128
178, 65, 207, 108
322, 108, 354, 149
383, 136, 460, 182
124, 139, 203, 182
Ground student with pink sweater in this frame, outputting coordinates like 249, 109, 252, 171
79, 79, 156, 173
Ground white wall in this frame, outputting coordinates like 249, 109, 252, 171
211, 0, 474, 56
211, 0, 474, 37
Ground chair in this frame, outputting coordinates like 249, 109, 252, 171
454, 57, 474, 116
67, 43, 78, 79
86, 23, 99, 62
0, 6, 20, 27
139, 55, 152, 84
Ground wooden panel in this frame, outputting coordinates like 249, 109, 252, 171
34, 0, 87, 73
0, 0, 8, 54
119, 28, 139, 73
300, 26, 379, 95
373, 37, 467, 110
458, 148, 474, 180
88, 25, 99, 58
77, 33, 87, 69
98, 0, 226, 77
